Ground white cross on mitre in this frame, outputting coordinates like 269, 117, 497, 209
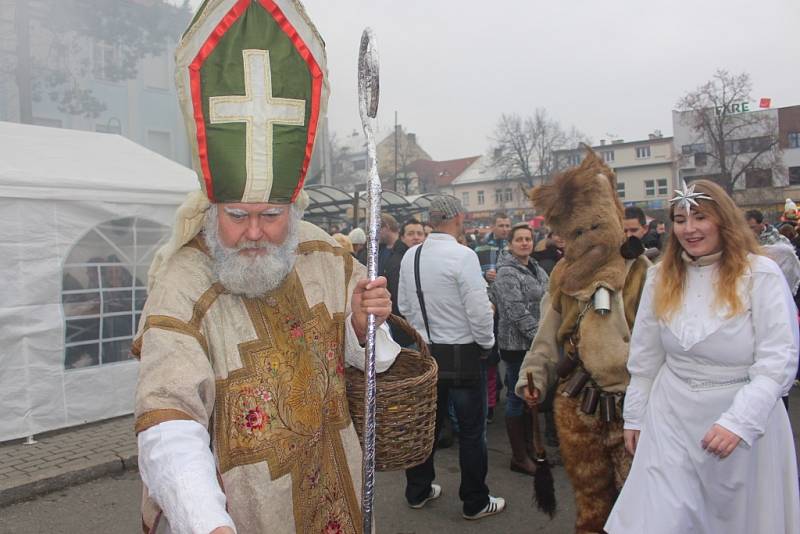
209, 49, 306, 202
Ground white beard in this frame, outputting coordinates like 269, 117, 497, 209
203, 205, 301, 298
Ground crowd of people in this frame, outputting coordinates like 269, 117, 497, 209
314, 186, 800, 531
131, 1, 799, 532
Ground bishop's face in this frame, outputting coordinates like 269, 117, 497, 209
217, 202, 292, 255
205, 203, 300, 298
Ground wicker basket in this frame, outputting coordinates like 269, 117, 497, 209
346, 314, 438, 471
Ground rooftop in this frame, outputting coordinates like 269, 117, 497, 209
405, 156, 481, 187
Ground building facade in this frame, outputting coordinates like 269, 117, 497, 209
672, 104, 800, 212
0, 0, 192, 167
444, 156, 535, 225
554, 134, 677, 213
376, 125, 431, 193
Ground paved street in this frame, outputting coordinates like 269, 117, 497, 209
2, 389, 800, 533
0, 408, 575, 533
0, 443, 574, 534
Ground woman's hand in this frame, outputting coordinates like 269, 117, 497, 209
701, 423, 741, 459
624, 429, 640, 456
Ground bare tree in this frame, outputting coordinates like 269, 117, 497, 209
3, 0, 191, 122
675, 69, 783, 194
490, 109, 587, 187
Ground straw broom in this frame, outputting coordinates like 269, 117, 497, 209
527, 372, 556, 518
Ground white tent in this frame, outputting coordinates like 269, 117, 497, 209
0, 121, 197, 442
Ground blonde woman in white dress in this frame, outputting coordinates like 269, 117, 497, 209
605, 179, 800, 534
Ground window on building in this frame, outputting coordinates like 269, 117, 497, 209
789, 132, 800, 149
636, 146, 651, 159
728, 136, 773, 154
745, 168, 772, 188
504, 188, 513, 202
603, 150, 615, 163
147, 130, 172, 159
789, 167, 800, 186
93, 41, 119, 82
352, 159, 366, 171
96, 120, 122, 135
477, 190, 485, 205
681, 143, 706, 155
62, 217, 169, 370
495, 189, 503, 203
32, 117, 63, 128
462, 192, 470, 206
142, 53, 170, 90
644, 179, 655, 197
566, 153, 582, 166
694, 152, 708, 167
657, 178, 668, 196
616, 182, 625, 199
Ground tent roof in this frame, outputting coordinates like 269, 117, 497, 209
0, 122, 198, 204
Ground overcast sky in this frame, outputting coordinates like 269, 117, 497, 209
184, 0, 800, 161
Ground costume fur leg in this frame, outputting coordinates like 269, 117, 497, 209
555, 395, 629, 534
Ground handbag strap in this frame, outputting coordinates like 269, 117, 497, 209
414, 244, 433, 342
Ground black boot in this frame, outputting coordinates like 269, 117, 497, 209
506, 416, 537, 476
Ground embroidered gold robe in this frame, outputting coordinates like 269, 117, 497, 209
134, 222, 374, 534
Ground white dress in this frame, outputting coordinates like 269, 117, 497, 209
605, 253, 800, 534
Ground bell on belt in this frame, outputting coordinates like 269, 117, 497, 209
599, 394, 616, 422
556, 350, 579, 379
580, 387, 600, 415
562, 368, 590, 398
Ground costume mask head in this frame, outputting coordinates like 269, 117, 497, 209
530, 149, 626, 294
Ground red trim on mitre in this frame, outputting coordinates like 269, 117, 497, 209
188, 0, 323, 204
258, 0, 323, 203
189, 0, 251, 203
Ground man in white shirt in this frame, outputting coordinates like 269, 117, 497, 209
398, 195, 505, 520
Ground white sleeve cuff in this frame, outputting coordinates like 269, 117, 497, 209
715, 374, 784, 447
344, 314, 401, 373
623, 375, 654, 431
138, 420, 236, 534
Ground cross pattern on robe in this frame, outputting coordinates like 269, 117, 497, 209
213, 272, 361, 533
209, 49, 306, 202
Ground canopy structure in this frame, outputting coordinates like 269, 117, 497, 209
0, 122, 195, 204
304, 184, 437, 227
304, 184, 357, 222
0, 122, 197, 442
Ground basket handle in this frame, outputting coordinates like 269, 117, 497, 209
387, 314, 431, 358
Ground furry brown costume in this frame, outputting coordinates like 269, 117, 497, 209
515, 150, 650, 534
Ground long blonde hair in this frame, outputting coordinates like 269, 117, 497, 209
654, 180, 760, 320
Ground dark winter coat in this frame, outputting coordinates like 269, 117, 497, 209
489, 253, 549, 352
383, 240, 414, 346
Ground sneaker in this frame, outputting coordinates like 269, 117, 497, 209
463, 496, 506, 520
486, 407, 495, 424
408, 484, 442, 509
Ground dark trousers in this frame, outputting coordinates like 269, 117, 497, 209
405, 364, 489, 515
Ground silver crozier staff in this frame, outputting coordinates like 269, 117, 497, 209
357, 27, 381, 534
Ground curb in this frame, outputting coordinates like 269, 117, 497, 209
0, 454, 138, 508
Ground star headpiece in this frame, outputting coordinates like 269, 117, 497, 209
669, 179, 714, 216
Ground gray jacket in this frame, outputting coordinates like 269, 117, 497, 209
489, 253, 549, 351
